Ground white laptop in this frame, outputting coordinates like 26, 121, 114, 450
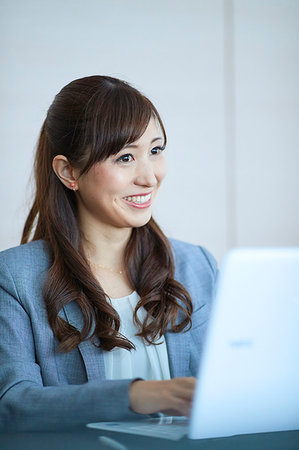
87, 248, 299, 440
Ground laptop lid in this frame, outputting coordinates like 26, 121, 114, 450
189, 247, 299, 439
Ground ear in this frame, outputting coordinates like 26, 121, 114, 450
52, 155, 79, 191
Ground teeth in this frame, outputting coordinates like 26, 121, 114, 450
124, 194, 151, 204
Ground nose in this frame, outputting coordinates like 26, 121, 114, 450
134, 160, 157, 188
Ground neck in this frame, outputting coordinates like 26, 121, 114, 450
81, 221, 132, 270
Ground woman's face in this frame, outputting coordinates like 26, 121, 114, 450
75, 117, 166, 232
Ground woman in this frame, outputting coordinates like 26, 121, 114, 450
0, 76, 217, 431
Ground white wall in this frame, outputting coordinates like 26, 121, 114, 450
0, 0, 298, 263
234, 0, 299, 247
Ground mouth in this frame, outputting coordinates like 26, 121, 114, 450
123, 193, 152, 209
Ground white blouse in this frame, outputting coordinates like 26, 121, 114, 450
103, 291, 171, 381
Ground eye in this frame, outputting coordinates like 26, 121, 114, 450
116, 153, 134, 163
150, 146, 165, 156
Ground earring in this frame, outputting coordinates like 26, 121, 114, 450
70, 182, 78, 191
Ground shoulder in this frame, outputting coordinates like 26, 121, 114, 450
0, 240, 50, 274
169, 238, 218, 311
169, 238, 217, 279
0, 240, 50, 300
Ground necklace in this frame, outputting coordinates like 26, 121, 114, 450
88, 260, 124, 275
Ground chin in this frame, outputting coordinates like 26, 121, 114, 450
130, 219, 151, 229
126, 213, 152, 229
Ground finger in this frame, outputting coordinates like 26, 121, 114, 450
161, 398, 192, 417
171, 380, 196, 401
177, 377, 197, 387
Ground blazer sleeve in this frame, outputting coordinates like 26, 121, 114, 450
189, 246, 218, 376
0, 259, 143, 431
169, 240, 218, 377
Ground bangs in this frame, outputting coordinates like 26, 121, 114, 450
80, 80, 166, 174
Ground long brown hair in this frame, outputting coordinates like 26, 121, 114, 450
22, 75, 193, 352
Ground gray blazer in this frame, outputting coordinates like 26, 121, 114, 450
0, 239, 217, 431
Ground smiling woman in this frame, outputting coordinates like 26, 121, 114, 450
0, 76, 217, 431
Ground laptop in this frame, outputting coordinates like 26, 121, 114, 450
87, 247, 299, 440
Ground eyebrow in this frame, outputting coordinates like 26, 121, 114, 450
124, 137, 163, 149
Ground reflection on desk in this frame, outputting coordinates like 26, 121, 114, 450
0, 426, 298, 450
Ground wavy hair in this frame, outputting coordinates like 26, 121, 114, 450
22, 75, 193, 352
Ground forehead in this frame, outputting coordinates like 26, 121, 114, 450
125, 117, 164, 148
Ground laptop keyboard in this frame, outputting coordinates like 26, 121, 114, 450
87, 417, 189, 440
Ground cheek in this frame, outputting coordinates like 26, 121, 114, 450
156, 158, 167, 184
93, 166, 128, 193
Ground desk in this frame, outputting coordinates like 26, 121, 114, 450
0, 427, 298, 450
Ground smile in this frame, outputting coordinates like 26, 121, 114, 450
124, 194, 151, 204
123, 193, 152, 209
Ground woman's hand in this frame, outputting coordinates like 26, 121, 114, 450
129, 377, 196, 417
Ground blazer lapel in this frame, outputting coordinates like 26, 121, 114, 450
63, 298, 191, 380
63, 301, 106, 381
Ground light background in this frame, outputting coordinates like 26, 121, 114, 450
0, 0, 298, 263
